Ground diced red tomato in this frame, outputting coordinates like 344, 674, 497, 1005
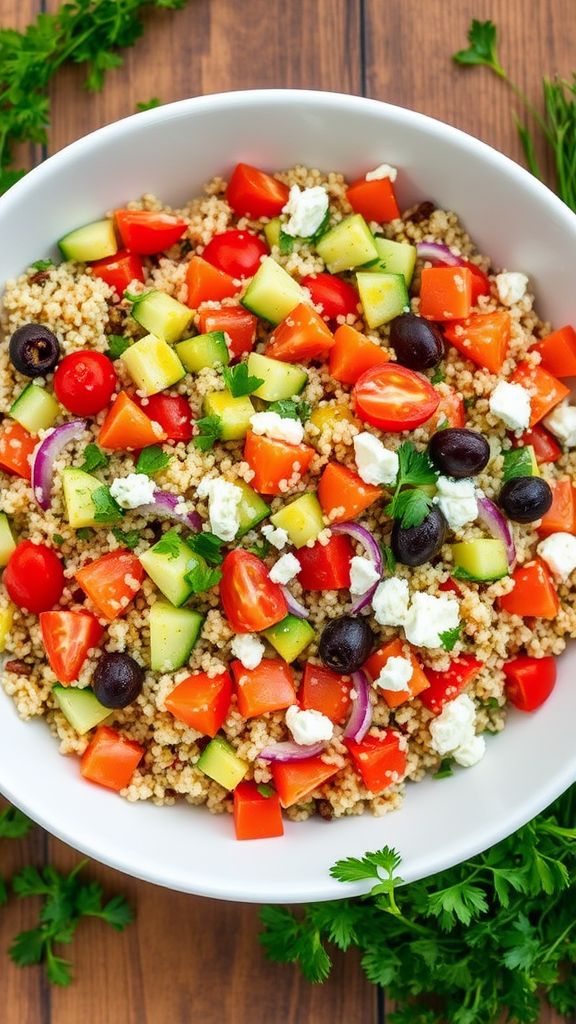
364, 639, 430, 709
271, 756, 340, 808
300, 274, 359, 323
90, 250, 144, 296
514, 423, 562, 464
75, 550, 144, 621
533, 325, 576, 378
0, 420, 37, 480
265, 303, 335, 363
419, 266, 472, 321
318, 462, 381, 523
226, 163, 290, 219
202, 229, 268, 280
185, 256, 239, 308
231, 658, 296, 718
81, 726, 144, 791
220, 550, 287, 633
40, 610, 104, 684
165, 671, 232, 737
537, 477, 576, 537
300, 663, 352, 725
444, 311, 511, 373
329, 324, 389, 385
418, 655, 484, 715
346, 730, 407, 792
353, 363, 439, 431
499, 559, 559, 619
438, 577, 463, 596
462, 260, 491, 304
197, 304, 257, 361
135, 393, 193, 443
54, 351, 117, 416
99, 392, 167, 450
4, 541, 65, 615
503, 655, 557, 712
244, 431, 315, 496
115, 210, 187, 255
233, 782, 284, 840
346, 176, 400, 223
295, 534, 354, 590
510, 362, 570, 426
426, 388, 465, 430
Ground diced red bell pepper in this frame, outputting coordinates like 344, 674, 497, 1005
300, 663, 352, 725
461, 260, 491, 304
75, 550, 144, 621
419, 266, 472, 322
418, 655, 484, 715
185, 256, 239, 308
81, 726, 144, 791
231, 658, 296, 719
426, 389, 465, 430
99, 392, 167, 450
346, 730, 407, 792
271, 756, 340, 808
226, 163, 290, 219
364, 639, 430, 709
233, 782, 284, 840
346, 176, 400, 223
197, 304, 258, 361
244, 431, 315, 496
295, 534, 354, 590
165, 671, 232, 737
514, 423, 562, 464
444, 311, 511, 373
329, 324, 389, 385
438, 577, 463, 596
265, 303, 335, 363
537, 477, 576, 537
499, 559, 560, 619
533, 325, 576, 378
115, 210, 187, 255
318, 462, 381, 523
0, 420, 37, 480
503, 655, 557, 712
510, 362, 570, 426
90, 250, 144, 296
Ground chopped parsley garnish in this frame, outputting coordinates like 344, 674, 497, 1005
105, 334, 131, 359
439, 623, 463, 652
91, 487, 122, 524
136, 96, 161, 111
431, 365, 446, 384
30, 259, 53, 272
80, 443, 109, 473
245, 539, 271, 559
222, 362, 264, 397
257, 784, 275, 798
434, 757, 455, 780
135, 445, 171, 476
76, 527, 94, 541
187, 532, 225, 566
279, 230, 294, 255
381, 544, 396, 575
153, 530, 181, 560
52, 534, 65, 546
193, 415, 222, 452
267, 399, 311, 423
384, 442, 438, 528
112, 527, 140, 550
184, 562, 222, 594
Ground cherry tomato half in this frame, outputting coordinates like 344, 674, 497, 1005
503, 655, 557, 712
353, 363, 440, 431
40, 610, 104, 684
220, 550, 287, 633
202, 229, 267, 280
300, 273, 359, 322
136, 393, 193, 443
226, 163, 290, 219
5, 541, 65, 614
54, 351, 117, 416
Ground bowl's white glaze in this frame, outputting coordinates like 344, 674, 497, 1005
0, 91, 575, 903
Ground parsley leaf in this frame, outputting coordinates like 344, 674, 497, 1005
431, 365, 446, 384
105, 334, 132, 359
136, 96, 162, 112
453, 19, 505, 77
245, 539, 270, 559
53, 533, 65, 546
385, 442, 437, 527
434, 757, 455, 780
257, 784, 275, 798
267, 399, 311, 423
279, 230, 294, 255
193, 415, 222, 452
30, 259, 53, 271
112, 527, 140, 550
390, 488, 434, 529
187, 532, 224, 566
91, 487, 122, 524
396, 441, 438, 487
76, 527, 94, 541
135, 445, 171, 476
439, 623, 463, 652
381, 544, 396, 575
222, 362, 264, 397
153, 530, 181, 560
184, 561, 222, 593
80, 443, 109, 473
0, 806, 33, 840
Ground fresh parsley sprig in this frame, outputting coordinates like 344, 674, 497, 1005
193, 415, 222, 452
135, 444, 171, 476
187, 532, 225, 566
80, 443, 109, 473
222, 363, 264, 398
91, 486, 123, 523
105, 334, 132, 359
439, 623, 463, 652
384, 441, 438, 528
267, 399, 311, 423
184, 562, 222, 594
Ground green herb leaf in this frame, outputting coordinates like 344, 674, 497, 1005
80, 443, 109, 473
91, 486, 122, 524
222, 362, 264, 397
153, 529, 181, 560
135, 445, 171, 476
439, 623, 463, 652
267, 399, 311, 423
463, 395, 477, 410
453, 19, 505, 77
76, 527, 94, 541
52, 533, 65, 546
105, 334, 132, 359
193, 415, 222, 452
30, 259, 53, 271
0, 806, 33, 839
436, 417, 450, 431
111, 527, 140, 550
382, 544, 396, 575
245, 539, 270, 559
388, 488, 434, 529
187, 532, 225, 566
431, 365, 445, 384
279, 231, 294, 255
396, 441, 438, 487
434, 758, 455, 780
184, 561, 222, 594
257, 784, 275, 798
136, 96, 161, 112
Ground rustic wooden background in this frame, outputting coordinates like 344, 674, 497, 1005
1, 0, 575, 1021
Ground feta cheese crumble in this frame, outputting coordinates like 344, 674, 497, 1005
261, 524, 289, 550
372, 577, 410, 627
269, 552, 301, 585
196, 477, 242, 542
353, 431, 399, 486
231, 633, 265, 670
434, 476, 478, 531
349, 555, 380, 596
285, 705, 334, 745
537, 532, 576, 581
249, 410, 304, 445
375, 655, 413, 692
429, 694, 486, 768
543, 402, 576, 447
109, 473, 156, 510
403, 592, 459, 649
365, 163, 398, 182
281, 184, 329, 238
488, 380, 531, 431
495, 271, 528, 306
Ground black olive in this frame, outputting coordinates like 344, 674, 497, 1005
9, 323, 60, 378
389, 313, 444, 371
92, 652, 144, 709
319, 615, 374, 674
392, 506, 447, 566
499, 476, 553, 523
429, 427, 490, 478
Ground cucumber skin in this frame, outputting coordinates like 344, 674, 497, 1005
197, 736, 248, 789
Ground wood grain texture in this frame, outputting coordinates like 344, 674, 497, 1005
0, 0, 574, 1021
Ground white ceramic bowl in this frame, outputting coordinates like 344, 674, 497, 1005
0, 90, 575, 904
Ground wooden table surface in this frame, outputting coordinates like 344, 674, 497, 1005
1, 1, 575, 1021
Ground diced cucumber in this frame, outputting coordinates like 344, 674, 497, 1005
270, 492, 324, 548
235, 480, 270, 538
203, 391, 254, 441
175, 331, 230, 372
263, 614, 315, 663
316, 214, 378, 274
197, 736, 248, 790
0, 605, 14, 652
53, 685, 111, 734
10, 383, 59, 434
264, 218, 281, 250
356, 272, 409, 329
121, 333, 185, 396
241, 256, 306, 325
452, 539, 509, 582
59, 219, 118, 262
503, 446, 540, 481
310, 402, 358, 437
139, 533, 206, 607
247, 352, 307, 402
0, 514, 16, 567
62, 467, 115, 529
372, 237, 417, 285
130, 290, 193, 343
149, 601, 203, 672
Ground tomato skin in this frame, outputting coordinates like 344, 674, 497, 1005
220, 550, 288, 633
329, 324, 389, 385
75, 550, 144, 621
265, 303, 335, 363
295, 534, 354, 590
499, 559, 559, 620
418, 655, 483, 715
300, 663, 352, 725
514, 424, 561, 465
0, 421, 37, 480
353, 363, 439, 431
317, 462, 382, 523
346, 730, 407, 792
300, 273, 359, 322
231, 658, 296, 718
364, 639, 430, 709
5, 541, 65, 614
346, 177, 400, 223
202, 229, 268, 279
54, 351, 117, 416
244, 431, 315, 496
271, 756, 340, 808
510, 362, 570, 427
136, 393, 193, 442
115, 210, 187, 255
226, 163, 290, 219
90, 250, 144, 295
503, 655, 556, 712
99, 392, 167, 450
81, 726, 144, 791
40, 610, 104, 684
197, 304, 257, 361
233, 782, 284, 840
444, 311, 511, 374
165, 671, 232, 736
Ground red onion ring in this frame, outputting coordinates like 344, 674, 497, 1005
416, 241, 465, 267
332, 521, 383, 613
280, 585, 310, 619
138, 490, 201, 531
477, 495, 516, 568
343, 669, 372, 742
31, 419, 87, 510
258, 740, 326, 762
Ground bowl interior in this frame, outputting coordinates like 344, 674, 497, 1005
0, 91, 575, 902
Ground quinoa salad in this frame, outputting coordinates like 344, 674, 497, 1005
0, 160, 575, 841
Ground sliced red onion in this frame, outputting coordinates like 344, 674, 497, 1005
416, 241, 465, 267
477, 495, 516, 568
138, 490, 201, 531
343, 669, 372, 742
332, 521, 383, 613
280, 585, 310, 619
258, 740, 326, 762
31, 419, 87, 510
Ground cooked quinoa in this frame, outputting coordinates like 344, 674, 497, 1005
0, 162, 575, 834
